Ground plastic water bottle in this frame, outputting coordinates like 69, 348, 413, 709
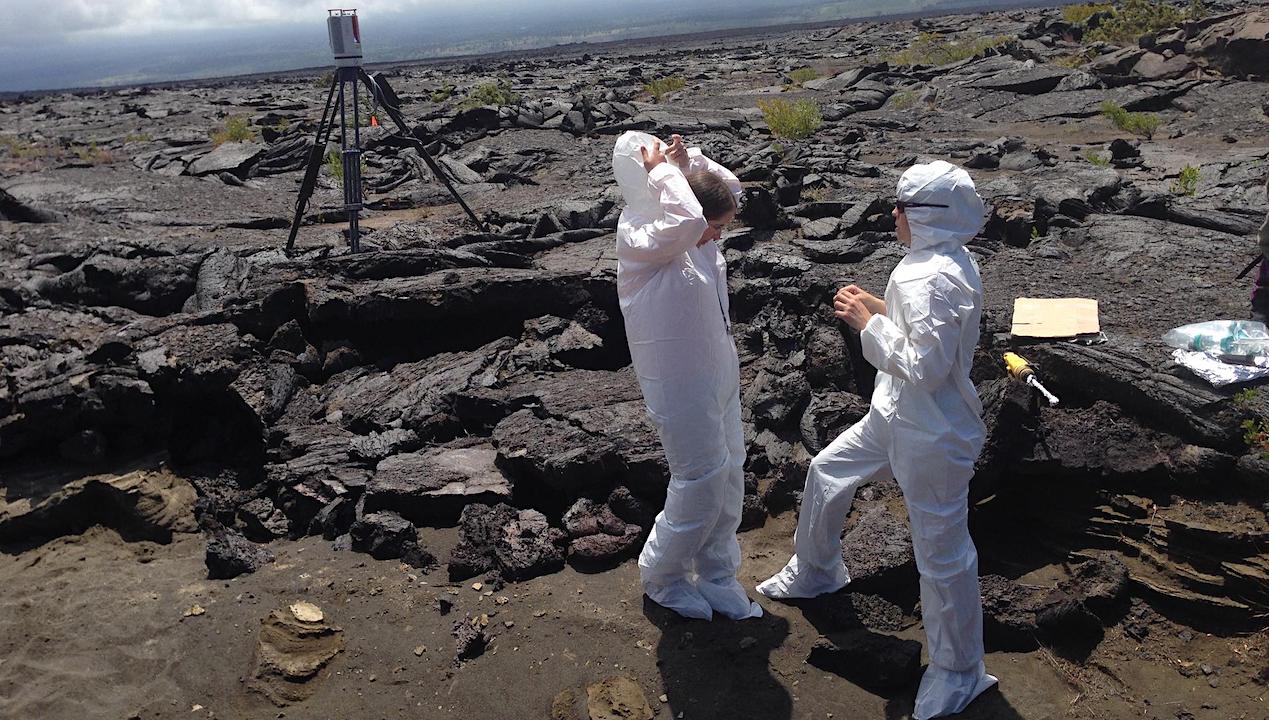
1163, 320, 1269, 357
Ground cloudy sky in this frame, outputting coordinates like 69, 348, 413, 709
9, 1, 440, 40
1, 0, 969, 92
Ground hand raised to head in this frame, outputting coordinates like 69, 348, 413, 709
641, 143, 667, 172
666, 134, 690, 170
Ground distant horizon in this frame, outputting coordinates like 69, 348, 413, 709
2, 0, 1056, 94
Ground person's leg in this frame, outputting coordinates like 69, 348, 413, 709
694, 373, 762, 619
1252, 259, 1269, 322
896, 452, 996, 720
638, 375, 731, 620
756, 412, 892, 599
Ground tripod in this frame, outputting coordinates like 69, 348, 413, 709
285, 67, 487, 253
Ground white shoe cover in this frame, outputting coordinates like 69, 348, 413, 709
754, 555, 849, 600
697, 577, 763, 620
913, 662, 998, 720
644, 578, 713, 620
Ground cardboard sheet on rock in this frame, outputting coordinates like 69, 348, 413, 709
1010, 298, 1100, 339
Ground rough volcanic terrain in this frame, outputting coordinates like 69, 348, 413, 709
2, 2, 1268, 719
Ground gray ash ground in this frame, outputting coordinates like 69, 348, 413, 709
2, 2, 1269, 719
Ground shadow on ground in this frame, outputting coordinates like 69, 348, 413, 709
644, 596, 792, 720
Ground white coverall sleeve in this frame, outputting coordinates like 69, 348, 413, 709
859, 274, 966, 391
686, 148, 743, 204
619, 164, 709, 265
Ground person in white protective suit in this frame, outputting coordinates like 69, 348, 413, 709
756, 160, 996, 718
613, 130, 762, 622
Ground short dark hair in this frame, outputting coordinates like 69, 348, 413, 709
686, 172, 737, 221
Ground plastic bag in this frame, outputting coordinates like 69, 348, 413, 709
1162, 320, 1269, 357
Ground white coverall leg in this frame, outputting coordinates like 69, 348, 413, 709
757, 160, 997, 717
637, 334, 735, 620
755, 410, 892, 599
694, 365, 763, 619
612, 131, 760, 621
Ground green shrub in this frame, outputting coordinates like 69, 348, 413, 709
431, 84, 456, 103
1053, 52, 1090, 68
787, 67, 820, 86
758, 99, 822, 140
325, 149, 367, 181
1086, 0, 1184, 44
1235, 388, 1261, 407
644, 76, 686, 102
1100, 100, 1161, 139
1062, 3, 1113, 25
314, 71, 334, 89
459, 81, 519, 110
124, 132, 151, 143
1171, 164, 1200, 196
889, 32, 1014, 67
210, 115, 257, 145
1242, 418, 1269, 460
74, 142, 114, 164
1084, 150, 1111, 167
0, 135, 46, 159
888, 90, 918, 110
803, 186, 831, 202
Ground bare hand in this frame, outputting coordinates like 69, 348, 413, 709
641, 143, 666, 172
666, 134, 690, 170
835, 285, 885, 316
834, 292, 873, 331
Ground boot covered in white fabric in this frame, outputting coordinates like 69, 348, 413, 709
643, 578, 713, 621
912, 662, 998, 720
697, 576, 763, 619
755, 555, 850, 600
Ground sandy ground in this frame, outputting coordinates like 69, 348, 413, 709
2, 511, 1264, 720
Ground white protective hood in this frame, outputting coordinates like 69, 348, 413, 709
612, 131, 668, 220
898, 160, 986, 250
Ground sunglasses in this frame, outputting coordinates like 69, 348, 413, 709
895, 200, 949, 213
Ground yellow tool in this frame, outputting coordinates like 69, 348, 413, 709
1003, 352, 1060, 406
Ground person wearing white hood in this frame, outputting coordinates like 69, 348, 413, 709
756, 160, 996, 718
612, 130, 762, 622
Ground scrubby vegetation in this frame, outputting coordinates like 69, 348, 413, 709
1100, 100, 1161, 139
644, 76, 686, 102
460, 81, 520, 110
1084, 0, 1204, 44
787, 67, 820, 86
431, 84, 456, 103
758, 99, 823, 140
74, 143, 114, 165
1084, 150, 1111, 167
325, 149, 367, 181
888, 32, 1014, 67
1242, 418, 1269, 460
888, 90, 918, 110
1171, 164, 1200, 196
210, 116, 257, 145
0, 135, 46, 159
1062, 2, 1113, 25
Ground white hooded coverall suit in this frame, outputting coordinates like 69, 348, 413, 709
757, 161, 996, 718
612, 131, 761, 621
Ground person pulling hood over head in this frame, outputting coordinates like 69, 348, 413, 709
611, 131, 759, 622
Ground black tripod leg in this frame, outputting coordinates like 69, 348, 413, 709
358, 68, 489, 233
1236, 254, 1263, 281
286, 75, 341, 254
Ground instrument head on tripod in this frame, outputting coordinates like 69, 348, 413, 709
327, 9, 363, 67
